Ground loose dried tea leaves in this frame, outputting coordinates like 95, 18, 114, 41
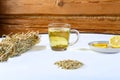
54, 59, 83, 70
0, 31, 39, 62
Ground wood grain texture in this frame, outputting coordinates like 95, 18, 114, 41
0, 0, 120, 36
0, 15, 120, 36
0, 0, 120, 15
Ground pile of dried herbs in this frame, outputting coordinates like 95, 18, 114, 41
54, 59, 83, 70
0, 32, 39, 62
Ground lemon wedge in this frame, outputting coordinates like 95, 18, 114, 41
50, 36, 68, 47
109, 36, 120, 48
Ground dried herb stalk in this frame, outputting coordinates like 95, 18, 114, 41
0, 31, 39, 62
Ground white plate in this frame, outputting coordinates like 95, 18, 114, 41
88, 41, 120, 53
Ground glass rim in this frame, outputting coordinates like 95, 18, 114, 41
48, 23, 71, 27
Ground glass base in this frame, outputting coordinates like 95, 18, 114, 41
51, 47, 67, 51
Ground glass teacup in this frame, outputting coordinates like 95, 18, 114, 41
48, 23, 79, 51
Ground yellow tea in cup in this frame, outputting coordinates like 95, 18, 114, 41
49, 27, 70, 50
48, 23, 79, 51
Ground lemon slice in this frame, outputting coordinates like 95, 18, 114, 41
50, 36, 68, 46
109, 36, 120, 48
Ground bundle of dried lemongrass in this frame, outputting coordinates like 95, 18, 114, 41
0, 31, 39, 62
0, 42, 13, 62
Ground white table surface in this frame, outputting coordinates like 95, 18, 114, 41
0, 33, 120, 80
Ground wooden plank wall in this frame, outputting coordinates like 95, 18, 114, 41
1, 0, 120, 15
0, 0, 120, 36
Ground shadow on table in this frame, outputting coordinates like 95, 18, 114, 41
77, 48, 119, 54
30, 45, 46, 51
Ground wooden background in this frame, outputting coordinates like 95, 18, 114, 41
0, 0, 120, 36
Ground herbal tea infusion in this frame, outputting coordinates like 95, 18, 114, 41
48, 28, 70, 50
48, 23, 79, 51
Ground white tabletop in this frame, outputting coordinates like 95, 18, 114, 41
0, 33, 120, 80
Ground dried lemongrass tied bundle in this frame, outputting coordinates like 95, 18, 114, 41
0, 31, 39, 62
0, 42, 13, 62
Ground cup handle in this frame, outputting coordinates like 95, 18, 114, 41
69, 29, 79, 46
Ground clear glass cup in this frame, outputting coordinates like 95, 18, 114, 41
48, 23, 79, 51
